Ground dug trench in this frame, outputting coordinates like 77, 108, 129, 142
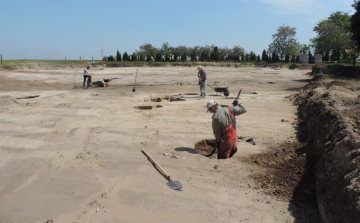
240, 79, 360, 222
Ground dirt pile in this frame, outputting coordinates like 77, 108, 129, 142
194, 139, 217, 157
242, 130, 321, 221
310, 63, 327, 75
311, 63, 360, 78
301, 81, 360, 222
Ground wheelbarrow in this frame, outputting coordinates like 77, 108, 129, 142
103, 78, 119, 83
207, 84, 230, 96
97, 78, 120, 87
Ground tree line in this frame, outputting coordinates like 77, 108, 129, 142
104, 1, 360, 64
267, 1, 360, 64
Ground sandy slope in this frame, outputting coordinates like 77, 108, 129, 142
0, 66, 311, 223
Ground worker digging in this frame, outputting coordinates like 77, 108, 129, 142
206, 98, 247, 159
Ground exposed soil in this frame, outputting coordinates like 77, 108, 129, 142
1, 63, 359, 223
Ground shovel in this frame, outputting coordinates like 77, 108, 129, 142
141, 149, 182, 191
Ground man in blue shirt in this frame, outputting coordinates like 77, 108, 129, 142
83, 66, 92, 89
197, 65, 207, 98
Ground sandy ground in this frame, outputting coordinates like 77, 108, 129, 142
0, 66, 312, 223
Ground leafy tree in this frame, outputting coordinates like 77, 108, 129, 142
232, 45, 245, 62
268, 25, 298, 62
311, 12, 352, 61
257, 55, 261, 61
136, 43, 158, 60
116, 50, 122, 61
181, 51, 187, 62
308, 52, 313, 64
123, 52, 129, 61
155, 52, 161, 61
199, 45, 210, 61
312, 23, 351, 60
173, 52, 179, 62
271, 52, 278, 62
351, 1, 360, 46
324, 51, 330, 61
220, 46, 232, 61
298, 44, 310, 54
131, 53, 137, 61
190, 47, 198, 61
285, 54, 289, 63
161, 42, 171, 61
210, 46, 219, 61
291, 55, 296, 63
261, 50, 268, 61
108, 55, 115, 61
249, 51, 256, 61
241, 52, 245, 61
351, 1, 360, 65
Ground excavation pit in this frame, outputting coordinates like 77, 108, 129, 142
183, 93, 199, 95
134, 105, 163, 110
194, 139, 217, 158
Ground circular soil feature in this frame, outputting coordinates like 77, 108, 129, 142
183, 93, 199, 95
194, 139, 217, 157
135, 106, 153, 110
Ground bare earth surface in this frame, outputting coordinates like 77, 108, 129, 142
0, 65, 318, 223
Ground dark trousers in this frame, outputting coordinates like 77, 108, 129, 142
83, 75, 91, 88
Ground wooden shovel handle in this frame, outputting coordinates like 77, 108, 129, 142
236, 89, 242, 100
141, 149, 171, 180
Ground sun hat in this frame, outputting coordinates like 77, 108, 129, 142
206, 100, 217, 112
197, 65, 202, 70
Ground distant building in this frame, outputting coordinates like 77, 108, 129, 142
300, 54, 309, 64
314, 54, 322, 64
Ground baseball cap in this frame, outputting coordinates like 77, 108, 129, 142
206, 100, 217, 112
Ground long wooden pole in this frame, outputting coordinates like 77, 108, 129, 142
141, 148, 171, 180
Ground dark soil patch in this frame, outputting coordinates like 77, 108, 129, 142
241, 138, 321, 222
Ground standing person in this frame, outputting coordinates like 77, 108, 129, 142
197, 65, 207, 98
207, 99, 247, 159
83, 66, 92, 89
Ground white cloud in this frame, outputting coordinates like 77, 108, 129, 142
259, 0, 324, 15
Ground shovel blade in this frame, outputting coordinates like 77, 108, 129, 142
167, 180, 182, 191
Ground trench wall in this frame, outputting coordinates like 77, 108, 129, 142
302, 83, 360, 223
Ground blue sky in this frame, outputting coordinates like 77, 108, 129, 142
0, 0, 355, 60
